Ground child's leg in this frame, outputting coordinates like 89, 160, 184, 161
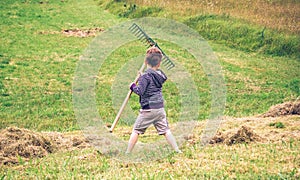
164, 130, 182, 153
126, 132, 139, 153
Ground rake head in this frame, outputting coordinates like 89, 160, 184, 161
129, 23, 175, 70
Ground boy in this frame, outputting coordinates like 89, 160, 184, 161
126, 46, 182, 154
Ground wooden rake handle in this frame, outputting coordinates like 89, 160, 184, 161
109, 62, 146, 133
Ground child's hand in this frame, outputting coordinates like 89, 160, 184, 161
129, 82, 136, 90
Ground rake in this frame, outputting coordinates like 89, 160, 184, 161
109, 23, 175, 133
129, 23, 175, 70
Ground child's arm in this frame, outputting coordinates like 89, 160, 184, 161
130, 75, 148, 96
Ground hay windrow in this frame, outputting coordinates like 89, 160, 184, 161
1, 101, 299, 165
210, 126, 263, 145
261, 100, 300, 117
38, 27, 104, 37
0, 127, 90, 165
0, 127, 56, 165
61, 27, 104, 37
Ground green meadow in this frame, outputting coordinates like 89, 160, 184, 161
0, 0, 299, 179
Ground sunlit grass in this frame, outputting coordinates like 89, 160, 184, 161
0, 0, 299, 178
126, 0, 299, 34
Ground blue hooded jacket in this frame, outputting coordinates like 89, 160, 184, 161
130, 68, 167, 109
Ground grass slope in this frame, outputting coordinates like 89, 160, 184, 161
0, 0, 120, 131
1, 0, 299, 131
0, 0, 300, 179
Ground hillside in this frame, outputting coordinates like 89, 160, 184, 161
0, 0, 299, 179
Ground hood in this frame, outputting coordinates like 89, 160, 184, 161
146, 68, 167, 88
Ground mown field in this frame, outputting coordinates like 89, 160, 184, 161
0, 0, 299, 179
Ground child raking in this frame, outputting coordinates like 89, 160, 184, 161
126, 46, 182, 154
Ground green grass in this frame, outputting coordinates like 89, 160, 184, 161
0, 0, 300, 179
185, 14, 300, 57
1, 139, 299, 179
1, 0, 299, 130
0, 0, 120, 131
101, 0, 300, 58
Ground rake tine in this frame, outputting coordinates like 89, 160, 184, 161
168, 65, 174, 70
138, 36, 145, 42
134, 27, 143, 35
163, 57, 175, 69
162, 59, 168, 65
133, 26, 142, 33
134, 30, 142, 37
166, 62, 173, 69
164, 61, 174, 70
130, 23, 138, 29
129, 23, 135, 28
138, 35, 150, 45
128, 25, 134, 31
132, 27, 140, 34
137, 33, 145, 40
140, 32, 149, 40
129, 25, 135, 31
143, 38, 150, 44
142, 39, 148, 44
135, 28, 143, 35
132, 30, 140, 37
164, 56, 170, 62
138, 36, 146, 41
139, 35, 148, 42
161, 52, 174, 67
130, 25, 139, 32
164, 59, 171, 65
130, 23, 139, 30
168, 61, 175, 68
147, 37, 155, 44
166, 59, 173, 65
137, 36, 147, 43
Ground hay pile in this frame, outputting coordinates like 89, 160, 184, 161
0, 127, 90, 165
210, 126, 263, 145
261, 100, 300, 117
44, 132, 90, 151
39, 28, 104, 37
0, 127, 56, 165
62, 28, 103, 37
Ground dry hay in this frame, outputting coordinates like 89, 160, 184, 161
261, 100, 300, 117
0, 127, 90, 165
38, 27, 104, 37
209, 126, 263, 145
44, 131, 90, 151
0, 127, 56, 165
61, 28, 103, 37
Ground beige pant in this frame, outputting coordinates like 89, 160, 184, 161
133, 108, 170, 135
